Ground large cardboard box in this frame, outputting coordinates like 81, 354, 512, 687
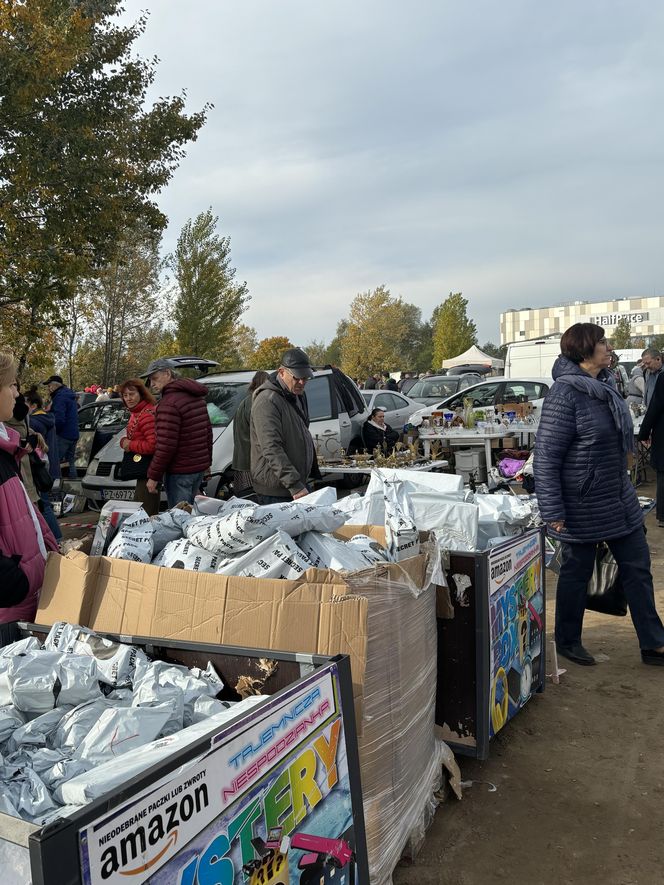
37, 526, 440, 885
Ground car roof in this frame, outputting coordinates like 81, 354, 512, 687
200, 368, 334, 384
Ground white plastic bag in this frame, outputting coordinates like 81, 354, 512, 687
45, 622, 149, 688
56, 655, 102, 707
215, 530, 313, 579
297, 531, 385, 572
52, 699, 115, 752
72, 704, 174, 765
106, 507, 154, 563
8, 652, 61, 713
6, 707, 71, 751
0, 706, 26, 742
381, 475, 420, 561
152, 537, 220, 572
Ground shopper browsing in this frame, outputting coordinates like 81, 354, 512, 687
119, 378, 159, 516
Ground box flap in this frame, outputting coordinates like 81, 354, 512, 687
37, 551, 98, 626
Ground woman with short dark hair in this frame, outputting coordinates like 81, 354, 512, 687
535, 322, 664, 667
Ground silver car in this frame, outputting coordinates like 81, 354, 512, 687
82, 367, 369, 503
360, 389, 423, 429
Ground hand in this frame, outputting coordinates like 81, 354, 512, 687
549, 520, 565, 533
120, 438, 129, 451
292, 488, 308, 500
146, 479, 158, 494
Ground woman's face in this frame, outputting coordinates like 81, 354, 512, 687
122, 387, 141, 409
592, 337, 613, 370
374, 410, 386, 426
0, 380, 18, 422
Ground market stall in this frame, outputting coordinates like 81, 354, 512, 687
0, 628, 368, 885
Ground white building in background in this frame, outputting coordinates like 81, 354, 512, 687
500, 296, 664, 345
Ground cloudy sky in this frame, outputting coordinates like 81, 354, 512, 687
123, 0, 664, 346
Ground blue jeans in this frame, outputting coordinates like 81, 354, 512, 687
164, 472, 204, 509
556, 527, 664, 651
57, 436, 78, 479
39, 492, 62, 542
256, 494, 292, 505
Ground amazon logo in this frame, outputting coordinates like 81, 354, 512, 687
99, 784, 208, 879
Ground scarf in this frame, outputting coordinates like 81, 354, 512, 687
554, 361, 634, 454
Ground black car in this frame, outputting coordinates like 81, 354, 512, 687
75, 399, 130, 476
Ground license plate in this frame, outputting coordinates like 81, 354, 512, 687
101, 489, 135, 501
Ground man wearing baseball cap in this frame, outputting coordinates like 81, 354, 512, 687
141, 359, 212, 507
42, 375, 79, 480
250, 347, 319, 503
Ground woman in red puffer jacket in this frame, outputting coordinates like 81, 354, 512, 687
119, 378, 159, 515
0, 351, 58, 624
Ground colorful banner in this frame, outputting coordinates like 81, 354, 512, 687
488, 531, 544, 737
79, 662, 359, 885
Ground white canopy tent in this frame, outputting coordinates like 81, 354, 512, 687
441, 344, 504, 370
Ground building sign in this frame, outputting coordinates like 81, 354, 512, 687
79, 663, 360, 885
488, 532, 544, 737
589, 312, 649, 327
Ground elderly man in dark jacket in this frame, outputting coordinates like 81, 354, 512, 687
638, 372, 664, 527
535, 322, 664, 668
250, 348, 317, 503
143, 359, 212, 507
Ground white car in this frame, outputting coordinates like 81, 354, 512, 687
360, 389, 423, 430
409, 377, 551, 425
82, 367, 369, 502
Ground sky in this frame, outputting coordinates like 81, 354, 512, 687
122, 0, 664, 347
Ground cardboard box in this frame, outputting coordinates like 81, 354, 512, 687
37, 527, 440, 885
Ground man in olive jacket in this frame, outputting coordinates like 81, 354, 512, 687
250, 348, 316, 503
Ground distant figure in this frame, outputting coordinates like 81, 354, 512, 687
627, 363, 645, 409
609, 352, 628, 397
380, 372, 398, 392
232, 370, 269, 497
400, 373, 417, 395
42, 374, 79, 479
364, 373, 380, 390
642, 348, 663, 408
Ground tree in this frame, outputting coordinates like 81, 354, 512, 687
339, 286, 425, 379
610, 318, 632, 350
253, 336, 294, 369
325, 320, 348, 366
431, 292, 477, 367
171, 211, 250, 362
303, 340, 328, 366
223, 324, 258, 369
0, 0, 208, 342
482, 341, 507, 362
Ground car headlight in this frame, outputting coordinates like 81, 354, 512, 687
87, 460, 99, 476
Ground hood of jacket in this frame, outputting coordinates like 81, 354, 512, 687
30, 409, 55, 431
162, 378, 209, 399
551, 354, 612, 384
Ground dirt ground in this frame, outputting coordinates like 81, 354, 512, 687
395, 477, 664, 885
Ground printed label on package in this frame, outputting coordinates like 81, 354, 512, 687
488, 531, 544, 737
79, 663, 359, 885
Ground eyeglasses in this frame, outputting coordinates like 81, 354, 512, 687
284, 368, 308, 384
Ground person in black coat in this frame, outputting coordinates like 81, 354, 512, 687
638, 373, 664, 527
362, 408, 399, 454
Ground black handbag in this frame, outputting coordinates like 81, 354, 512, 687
585, 542, 628, 617
115, 409, 154, 481
29, 451, 54, 493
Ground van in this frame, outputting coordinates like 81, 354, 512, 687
504, 337, 562, 379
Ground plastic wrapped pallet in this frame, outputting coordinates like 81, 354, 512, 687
339, 529, 445, 885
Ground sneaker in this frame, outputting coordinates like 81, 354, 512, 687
658, 521, 664, 528
641, 649, 664, 666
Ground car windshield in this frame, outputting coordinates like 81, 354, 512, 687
409, 378, 460, 398
203, 381, 251, 426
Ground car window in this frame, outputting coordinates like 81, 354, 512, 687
458, 375, 480, 390
447, 382, 501, 409
361, 391, 373, 404
374, 393, 395, 411
392, 394, 409, 408
503, 381, 547, 402
409, 379, 460, 398
306, 375, 334, 421
204, 381, 250, 427
78, 406, 98, 431
96, 403, 129, 429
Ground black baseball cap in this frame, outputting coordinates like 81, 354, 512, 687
42, 375, 63, 385
140, 358, 174, 380
281, 347, 314, 379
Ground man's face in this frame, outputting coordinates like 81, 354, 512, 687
278, 366, 307, 395
643, 354, 662, 371
149, 369, 172, 393
47, 381, 59, 396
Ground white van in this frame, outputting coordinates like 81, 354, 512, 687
504, 337, 562, 380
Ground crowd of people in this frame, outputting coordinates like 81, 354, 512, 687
5, 333, 664, 672
361, 370, 432, 393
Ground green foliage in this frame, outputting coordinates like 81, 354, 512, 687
252, 336, 294, 370
431, 292, 478, 367
339, 286, 426, 378
304, 340, 329, 366
481, 340, 507, 362
171, 210, 250, 363
325, 320, 348, 366
0, 0, 208, 324
610, 317, 632, 350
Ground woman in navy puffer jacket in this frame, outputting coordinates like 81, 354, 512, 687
535, 323, 664, 667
